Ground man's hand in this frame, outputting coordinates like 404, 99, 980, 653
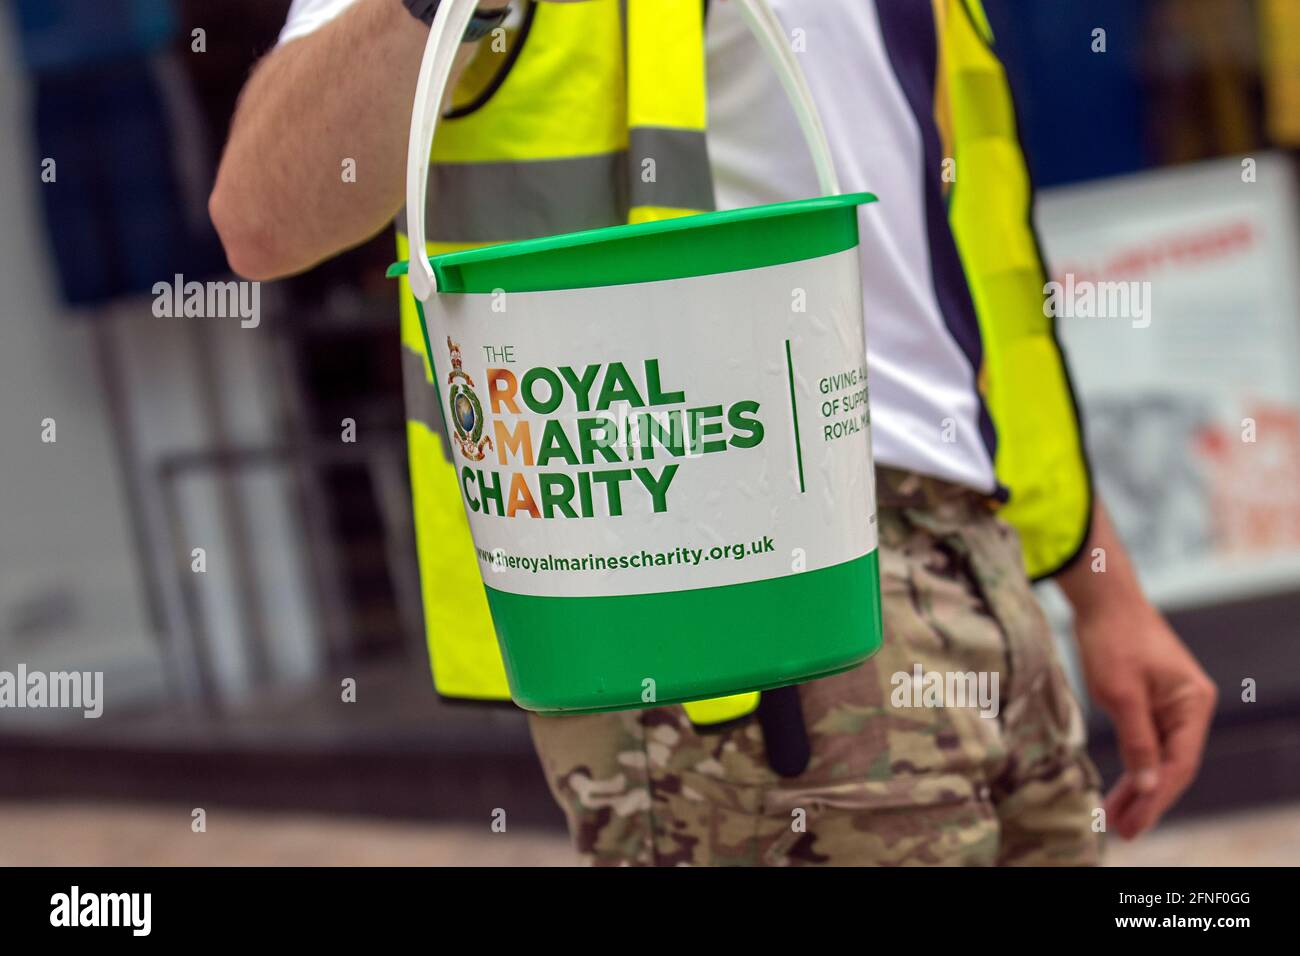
1058, 501, 1217, 841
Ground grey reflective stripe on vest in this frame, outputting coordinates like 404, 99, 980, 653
397, 152, 625, 243
395, 128, 714, 244
402, 343, 453, 463
627, 126, 716, 212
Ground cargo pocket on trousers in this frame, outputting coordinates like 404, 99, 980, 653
649, 771, 793, 866
759, 773, 1001, 866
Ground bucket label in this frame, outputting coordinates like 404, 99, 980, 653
425, 248, 877, 598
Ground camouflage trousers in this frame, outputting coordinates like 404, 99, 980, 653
528, 467, 1104, 866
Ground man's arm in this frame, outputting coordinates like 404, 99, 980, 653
209, 0, 494, 280
1057, 499, 1217, 840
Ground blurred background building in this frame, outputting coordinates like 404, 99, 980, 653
1, 0, 1298, 865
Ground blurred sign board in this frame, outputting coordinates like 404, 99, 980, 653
1037, 154, 1300, 610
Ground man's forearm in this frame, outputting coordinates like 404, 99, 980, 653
1057, 499, 1146, 613
209, 0, 461, 279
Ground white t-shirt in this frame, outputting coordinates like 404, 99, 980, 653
278, 0, 998, 493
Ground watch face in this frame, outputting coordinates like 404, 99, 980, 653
465, 7, 511, 41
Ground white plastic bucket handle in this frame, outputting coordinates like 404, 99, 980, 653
404, 0, 841, 302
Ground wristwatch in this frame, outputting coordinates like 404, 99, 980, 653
402, 1, 512, 41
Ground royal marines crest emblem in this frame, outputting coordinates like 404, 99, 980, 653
446, 338, 493, 461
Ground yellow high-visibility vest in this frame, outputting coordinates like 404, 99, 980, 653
394, 0, 1089, 721
936, 0, 1091, 579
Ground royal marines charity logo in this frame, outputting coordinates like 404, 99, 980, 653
446, 337, 493, 461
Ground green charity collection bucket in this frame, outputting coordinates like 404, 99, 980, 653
390, 0, 883, 713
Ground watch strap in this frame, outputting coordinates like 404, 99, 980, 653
402, 0, 511, 41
